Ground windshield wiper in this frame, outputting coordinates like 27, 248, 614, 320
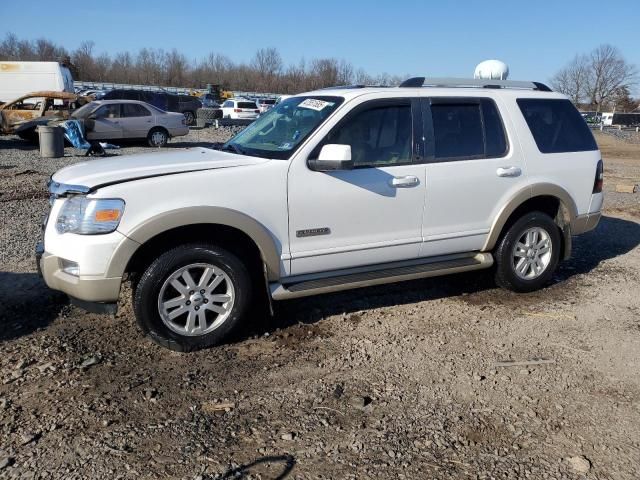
221, 143, 244, 155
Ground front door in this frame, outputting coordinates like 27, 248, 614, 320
87, 104, 123, 140
287, 98, 426, 276
420, 96, 526, 256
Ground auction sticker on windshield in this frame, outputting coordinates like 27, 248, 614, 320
298, 99, 334, 111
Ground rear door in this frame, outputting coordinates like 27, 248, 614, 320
119, 103, 153, 138
420, 96, 525, 257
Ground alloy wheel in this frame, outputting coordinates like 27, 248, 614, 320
157, 263, 235, 336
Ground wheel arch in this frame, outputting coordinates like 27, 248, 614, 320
108, 206, 281, 281
147, 125, 169, 138
483, 183, 578, 260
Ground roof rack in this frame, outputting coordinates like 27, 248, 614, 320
317, 84, 391, 90
398, 77, 552, 92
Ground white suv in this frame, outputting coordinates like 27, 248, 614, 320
38, 77, 603, 351
220, 99, 260, 120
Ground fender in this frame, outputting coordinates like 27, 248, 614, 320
107, 206, 282, 281
483, 183, 578, 256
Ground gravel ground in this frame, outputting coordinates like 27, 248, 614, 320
599, 127, 640, 145
0, 130, 639, 479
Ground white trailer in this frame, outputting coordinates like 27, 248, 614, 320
0, 61, 74, 103
600, 112, 614, 126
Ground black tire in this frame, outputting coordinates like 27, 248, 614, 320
183, 110, 195, 126
197, 107, 220, 121
494, 211, 561, 293
133, 243, 253, 351
147, 127, 169, 147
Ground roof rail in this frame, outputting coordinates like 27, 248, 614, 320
398, 77, 552, 92
317, 84, 392, 90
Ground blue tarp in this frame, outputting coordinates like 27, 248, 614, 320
59, 120, 120, 151
59, 119, 91, 149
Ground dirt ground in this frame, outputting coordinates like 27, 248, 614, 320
0, 131, 639, 479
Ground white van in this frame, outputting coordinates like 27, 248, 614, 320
0, 61, 74, 103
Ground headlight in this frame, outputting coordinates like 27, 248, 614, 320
56, 197, 125, 235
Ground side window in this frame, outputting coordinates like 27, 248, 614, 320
431, 99, 508, 160
122, 103, 151, 117
223, 101, 232, 108
323, 102, 413, 167
517, 99, 597, 153
94, 104, 121, 119
432, 103, 484, 159
481, 99, 507, 157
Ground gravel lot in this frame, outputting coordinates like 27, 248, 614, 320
0, 129, 639, 479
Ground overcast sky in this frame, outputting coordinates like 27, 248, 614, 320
2, 0, 639, 87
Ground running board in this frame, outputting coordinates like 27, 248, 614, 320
271, 252, 493, 300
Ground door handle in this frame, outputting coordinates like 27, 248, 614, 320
496, 166, 522, 178
389, 175, 420, 188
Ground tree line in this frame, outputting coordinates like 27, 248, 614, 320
0, 33, 406, 94
551, 44, 638, 112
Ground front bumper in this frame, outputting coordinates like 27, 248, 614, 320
37, 245, 122, 303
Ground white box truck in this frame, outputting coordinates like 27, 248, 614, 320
0, 61, 74, 103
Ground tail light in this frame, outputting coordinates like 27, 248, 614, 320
593, 159, 603, 193
234, 108, 241, 113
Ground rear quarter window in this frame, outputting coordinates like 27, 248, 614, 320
517, 98, 597, 153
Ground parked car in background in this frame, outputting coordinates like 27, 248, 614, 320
0, 91, 88, 138
101, 89, 201, 126
71, 99, 189, 147
255, 98, 276, 114
77, 89, 107, 100
0, 61, 74, 103
220, 99, 259, 119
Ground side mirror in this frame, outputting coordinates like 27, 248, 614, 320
308, 144, 354, 171
88, 113, 97, 120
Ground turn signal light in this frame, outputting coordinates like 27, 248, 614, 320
95, 209, 121, 222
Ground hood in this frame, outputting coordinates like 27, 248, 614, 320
52, 147, 268, 189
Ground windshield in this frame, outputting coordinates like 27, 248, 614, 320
223, 96, 344, 159
72, 101, 99, 118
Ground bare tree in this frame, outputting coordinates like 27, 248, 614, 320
0, 32, 415, 94
164, 49, 189, 86
72, 41, 97, 80
586, 44, 637, 111
551, 54, 590, 104
252, 47, 283, 91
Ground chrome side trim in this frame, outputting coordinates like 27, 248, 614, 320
270, 252, 493, 300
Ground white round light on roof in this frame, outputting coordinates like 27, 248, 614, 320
474, 60, 509, 80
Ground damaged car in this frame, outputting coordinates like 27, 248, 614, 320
0, 91, 89, 140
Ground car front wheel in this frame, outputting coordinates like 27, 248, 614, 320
133, 244, 252, 351
494, 211, 561, 292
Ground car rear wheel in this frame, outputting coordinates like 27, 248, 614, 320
494, 211, 561, 292
133, 243, 252, 351
147, 127, 168, 147
183, 110, 195, 126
